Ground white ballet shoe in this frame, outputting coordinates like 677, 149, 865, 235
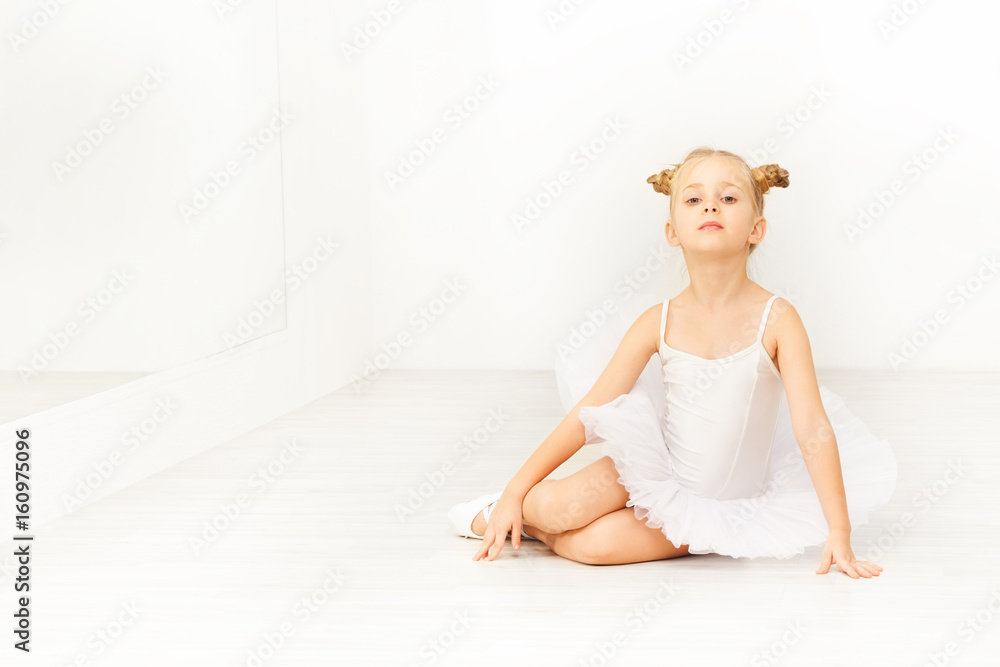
447, 491, 536, 540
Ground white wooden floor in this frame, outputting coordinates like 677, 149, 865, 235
5, 369, 999, 666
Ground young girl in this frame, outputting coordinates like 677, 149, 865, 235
447, 147, 898, 578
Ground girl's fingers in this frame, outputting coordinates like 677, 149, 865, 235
856, 561, 881, 576
487, 531, 507, 560
841, 559, 862, 578
473, 532, 493, 560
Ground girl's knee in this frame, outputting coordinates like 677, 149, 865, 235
547, 530, 601, 565
548, 522, 618, 565
574, 520, 624, 564
532, 483, 579, 534
538, 482, 602, 534
537, 459, 628, 533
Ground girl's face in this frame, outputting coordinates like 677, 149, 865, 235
666, 157, 764, 253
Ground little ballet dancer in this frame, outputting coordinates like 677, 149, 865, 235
448, 146, 897, 577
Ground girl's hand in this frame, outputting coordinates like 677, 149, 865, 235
815, 529, 883, 578
472, 492, 524, 562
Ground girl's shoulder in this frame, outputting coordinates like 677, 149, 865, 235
762, 293, 809, 354
763, 291, 797, 322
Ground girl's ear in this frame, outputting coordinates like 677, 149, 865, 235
664, 219, 680, 247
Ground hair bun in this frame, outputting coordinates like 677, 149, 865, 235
753, 164, 790, 193
646, 167, 678, 196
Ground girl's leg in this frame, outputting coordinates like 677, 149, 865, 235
468, 455, 627, 537
526, 508, 692, 565
520, 455, 630, 534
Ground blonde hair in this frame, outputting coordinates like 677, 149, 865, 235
646, 146, 789, 256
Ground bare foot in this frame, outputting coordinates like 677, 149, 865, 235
471, 510, 487, 537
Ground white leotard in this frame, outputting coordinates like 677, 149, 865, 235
658, 295, 784, 500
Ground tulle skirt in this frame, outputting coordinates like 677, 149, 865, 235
554, 292, 899, 560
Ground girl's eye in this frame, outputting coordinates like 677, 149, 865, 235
686, 196, 736, 204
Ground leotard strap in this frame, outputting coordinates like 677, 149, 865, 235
659, 299, 669, 351
756, 295, 780, 343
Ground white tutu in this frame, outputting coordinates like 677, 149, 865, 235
554, 291, 899, 560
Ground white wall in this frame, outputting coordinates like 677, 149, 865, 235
367, 0, 1000, 373
3, 0, 373, 526
1, 0, 287, 372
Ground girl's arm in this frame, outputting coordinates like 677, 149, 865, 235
773, 299, 852, 533
774, 299, 881, 578
503, 304, 661, 500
